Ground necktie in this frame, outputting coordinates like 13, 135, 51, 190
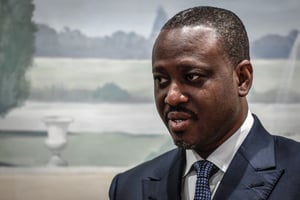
193, 160, 218, 200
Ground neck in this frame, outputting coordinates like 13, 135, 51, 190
195, 102, 249, 159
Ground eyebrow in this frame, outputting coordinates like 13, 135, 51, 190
152, 66, 166, 73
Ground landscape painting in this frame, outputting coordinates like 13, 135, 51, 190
1, 0, 300, 167
0, 0, 299, 199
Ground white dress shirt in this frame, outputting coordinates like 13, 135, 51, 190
181, 111, 254, 200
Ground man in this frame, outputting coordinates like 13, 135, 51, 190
109, 6, 300, 200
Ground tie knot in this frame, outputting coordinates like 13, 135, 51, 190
193, 160, 218, 179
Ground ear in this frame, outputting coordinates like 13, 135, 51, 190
235, 60, 253, 97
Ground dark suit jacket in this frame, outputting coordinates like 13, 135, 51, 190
109, 115, 300, 199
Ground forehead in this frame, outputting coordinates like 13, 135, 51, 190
152, 26, 222, 66
153, 26, 220, 56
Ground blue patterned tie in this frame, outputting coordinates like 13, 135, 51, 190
193, 160, 218, 200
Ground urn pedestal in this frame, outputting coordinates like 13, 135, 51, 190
43, 116, 73, 166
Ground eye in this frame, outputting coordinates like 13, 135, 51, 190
153, 75, 169, 86
185, 73, 201, 81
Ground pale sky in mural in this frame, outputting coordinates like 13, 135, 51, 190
33, 0, 300, 40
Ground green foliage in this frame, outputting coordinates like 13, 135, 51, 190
29, 86, 94, 102
29, 83, 140, 103
35, 24, 152, 59
0, 0, 36, 115
251, 30, 299, 59
93, 82, 130, 102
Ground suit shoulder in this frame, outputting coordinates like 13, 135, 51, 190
274, 135, 300, 149
109, 148, 184, 199
119, 148, 182, 177
126, 148, 180, 172
274, 135, 300, 162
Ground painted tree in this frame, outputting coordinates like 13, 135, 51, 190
0, 0, 36, 115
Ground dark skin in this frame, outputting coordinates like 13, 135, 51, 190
152, 26, 253, 158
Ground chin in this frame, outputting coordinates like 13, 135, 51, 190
174, 139, 197, 149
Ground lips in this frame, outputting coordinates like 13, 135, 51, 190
167, 111, 194, 133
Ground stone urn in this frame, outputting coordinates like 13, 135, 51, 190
43, 116, 73, 166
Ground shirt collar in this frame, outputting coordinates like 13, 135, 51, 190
183, 111, 254, 176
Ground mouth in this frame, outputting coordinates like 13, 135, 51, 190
167, 111, 195, 133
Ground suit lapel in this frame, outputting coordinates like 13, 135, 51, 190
214, 115, 284, 200
141, 116, 284, 200
142, 148, 185, 200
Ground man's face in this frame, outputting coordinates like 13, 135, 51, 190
152, 26, 245, 156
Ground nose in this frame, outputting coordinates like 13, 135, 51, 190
164, 82, 188, 106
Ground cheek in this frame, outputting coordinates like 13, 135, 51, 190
213, 76, 238, 101
210, 83, 240, 125
154, 91, 165, 116
194, 82, 236, 118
